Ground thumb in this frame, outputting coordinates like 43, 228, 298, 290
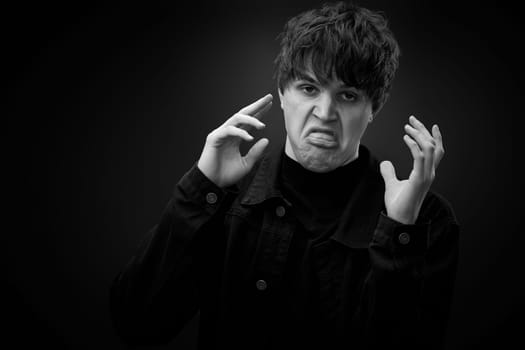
380, 160, 398, 186
243, 138, 269, 170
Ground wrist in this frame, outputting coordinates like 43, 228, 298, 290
197, 158, 221, 187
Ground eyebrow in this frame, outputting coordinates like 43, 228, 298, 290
297, 74, 319, 84
296, 74, 357, 90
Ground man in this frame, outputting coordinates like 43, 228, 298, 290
110, 2, 459, 349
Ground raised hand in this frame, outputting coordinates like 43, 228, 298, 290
379, 116, 445, 224
197, 94, 273, 188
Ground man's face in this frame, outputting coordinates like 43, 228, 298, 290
278, 71, 373, 173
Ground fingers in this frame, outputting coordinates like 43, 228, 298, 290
405, 117, 436, 152
238, 94, 273, 117
403, 134, 425, 177
253, 100, 273, 120
209, 125, 254, 145
408, 115, 434, 143
404, 124, 432, 156
207, 94, 272, 148
379, 160, 398, 186
223, 113, 266, 131
404, 116, 436, 179
432, 124, 445, 168
407, 116, 445, 167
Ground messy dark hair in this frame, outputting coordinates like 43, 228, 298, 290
274, 1, 400, 113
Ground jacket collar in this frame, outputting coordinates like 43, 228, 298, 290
240, 142, 385, 248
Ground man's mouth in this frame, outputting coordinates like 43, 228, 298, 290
306, 129, 338, 148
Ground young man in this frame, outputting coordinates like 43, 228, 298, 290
110, 2, 459, 349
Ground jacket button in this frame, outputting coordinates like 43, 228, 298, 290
255, 279, 267, 291
398, 232, 410, 245
275, 206, 286, 217
206, 192, 218, 204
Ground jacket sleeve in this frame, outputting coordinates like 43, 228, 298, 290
359, 192, 459, 350
109, 163, 237, 346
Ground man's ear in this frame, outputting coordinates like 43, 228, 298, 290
278, 88, 284, 109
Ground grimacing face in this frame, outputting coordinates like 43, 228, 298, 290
278, 71, 374, 173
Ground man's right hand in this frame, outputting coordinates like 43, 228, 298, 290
197, 94, 273, 188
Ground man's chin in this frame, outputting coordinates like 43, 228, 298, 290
297, 147, 341, 173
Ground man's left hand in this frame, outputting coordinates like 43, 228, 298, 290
379, 116, 445, 224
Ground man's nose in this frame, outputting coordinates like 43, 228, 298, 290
313, 93, 337, 121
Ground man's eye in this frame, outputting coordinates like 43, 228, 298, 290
341, 91, 357, 101
300, 85, 318, 95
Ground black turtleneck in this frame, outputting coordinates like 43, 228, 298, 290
273, 148, 367, 346
280, 149, 366, 239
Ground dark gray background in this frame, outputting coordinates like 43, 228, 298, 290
8, 0, 520, 349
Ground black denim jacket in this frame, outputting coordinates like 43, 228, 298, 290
110, 145, 459, 349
